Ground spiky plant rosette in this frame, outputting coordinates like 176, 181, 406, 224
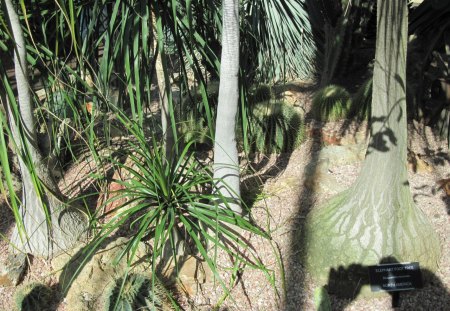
350, 78, 372, 120
311, 85, 352, 121
243, 101, 305, 153
14, 282, 54, 311
104, 273, 168, 311
70, 109, 272, 301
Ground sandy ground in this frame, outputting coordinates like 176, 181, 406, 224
0, 89, 449, 310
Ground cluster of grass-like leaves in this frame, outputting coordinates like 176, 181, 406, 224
66, 108, 273, 308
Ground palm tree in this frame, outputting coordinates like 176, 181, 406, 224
3, 0, 87, 258
305, 0, 440, 296
213, 0, 241, 213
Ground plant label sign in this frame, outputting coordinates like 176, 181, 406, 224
368, 262, 422, 292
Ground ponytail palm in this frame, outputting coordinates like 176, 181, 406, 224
2, 0, 87, 258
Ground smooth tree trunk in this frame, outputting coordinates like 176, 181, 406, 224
152, 12, 175, 159
5, 0, 86, 258
213, 0, 241, 213
304, 0, 440, 297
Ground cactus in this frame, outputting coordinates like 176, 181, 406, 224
177, 83, 219, 146
178, 109, 211, 146
104, 273, 169, 311
241, 101, 305, 153
350, 78, 372, 120
248, 84, 273, 105
14, 282, 54, 311
311, 85, 352, 121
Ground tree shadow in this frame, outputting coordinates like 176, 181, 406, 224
241, 152, 292, 208
0, 198, 16, 239
283, 121, 325, 310
320, 256, 450, 310
54, 233, 189, 311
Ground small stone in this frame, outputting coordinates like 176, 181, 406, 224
0, 253, 27, 287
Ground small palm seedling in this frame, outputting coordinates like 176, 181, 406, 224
350, 78, 372, 120
311, 85, 352, 121
104, 273, 169, 311
242, 101, 305, 153
14, 282, 54, 311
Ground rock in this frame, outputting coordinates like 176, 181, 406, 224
97, 156, 137, 219
304, 159, 346, 195
304, 170, 346, 195
303, 144, 367, 195
0, 253, 27, 287
339, 130, 368, 145
266, 177, 302, 194
162, 256, 212, 296
52, 238, 151, 311
319, 144, 366, 167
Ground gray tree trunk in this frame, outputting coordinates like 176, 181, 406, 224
5, 0, 87, 258
152, 12, 175, 159
213, 0, 241, 213
305, 0, 440, 297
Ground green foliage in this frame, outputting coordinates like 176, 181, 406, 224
307, 0, 375, 84
14, 283, 54, 311
68, 109, 273, 302
248, 84, 273, 105
35, 88, 80, 169
242, 101, 305, 153
311, 85, 352, 121
314, 286, 332, 311
104, 273, 168, 311
177, 82, 220, 147
350, 78, 372, 120
241, 0, 316, 81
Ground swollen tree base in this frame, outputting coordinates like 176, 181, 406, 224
10, 182, 87, 259
304, 187, 440, 298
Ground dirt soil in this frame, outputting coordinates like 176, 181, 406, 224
0, 82, 449, 311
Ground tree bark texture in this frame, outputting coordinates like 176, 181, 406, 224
5, 0, 87, 258
213, 0, 241, 213
304, 0, 440, 297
